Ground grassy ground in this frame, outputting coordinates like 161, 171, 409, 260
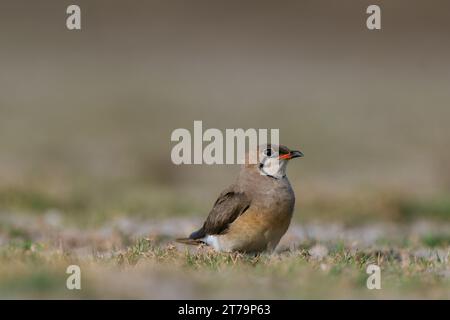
0, 186, 449, 299
1, 233, 449, 299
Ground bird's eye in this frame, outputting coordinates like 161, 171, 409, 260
264, 148, 273, 157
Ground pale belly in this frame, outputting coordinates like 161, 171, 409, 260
205, 206, 294, 253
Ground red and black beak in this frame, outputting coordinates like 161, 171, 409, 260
278, 150, 304, 160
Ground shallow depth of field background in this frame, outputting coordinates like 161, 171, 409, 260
0, 0, 449, 298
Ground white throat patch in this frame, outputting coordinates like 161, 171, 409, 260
259, 158, 288, 179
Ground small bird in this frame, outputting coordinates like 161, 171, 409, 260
177, 144, 303, 253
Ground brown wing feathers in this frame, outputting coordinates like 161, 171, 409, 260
189, 187, 251, 240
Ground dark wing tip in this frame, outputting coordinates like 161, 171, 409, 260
175, 238, 204, 245
189, 228, 206, 240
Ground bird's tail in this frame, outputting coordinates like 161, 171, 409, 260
175, 238, 204, 246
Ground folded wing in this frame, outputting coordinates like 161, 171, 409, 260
189, 186, 251, 239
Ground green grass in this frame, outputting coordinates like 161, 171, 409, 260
0, 236, 448, 299
0, 187, 449, 299
422, 234, 450, 248
0, 184, 200, 227
0, 186, 449, 227
396, 197, 450, 221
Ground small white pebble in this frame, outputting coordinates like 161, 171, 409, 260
309, 244, 329, 260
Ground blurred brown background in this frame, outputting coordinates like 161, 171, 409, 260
0, 0, 449, 223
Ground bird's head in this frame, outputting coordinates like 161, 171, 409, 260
244, 144, 304, 179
